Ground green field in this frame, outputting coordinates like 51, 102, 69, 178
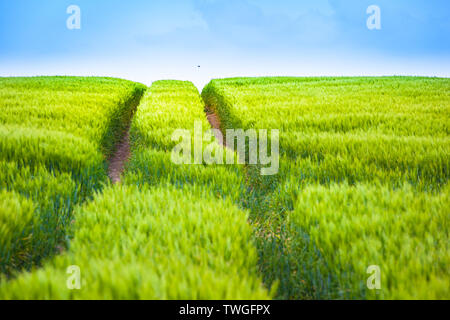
0, 79, 269, 299
0, 76, 448, 299
0, 77, 145, 275
202, 76, 450, 299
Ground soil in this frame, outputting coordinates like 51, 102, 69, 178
206, 111, 227, 147
108, 129, 131, 184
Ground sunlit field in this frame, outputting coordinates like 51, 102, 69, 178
1, 76, 448, 300
202, 76, 450, 299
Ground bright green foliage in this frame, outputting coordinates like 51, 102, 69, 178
130, 80, 208, 150
122, 81, 269, 298
202, 76, 450, 299
203, 77, 450, 190
0, 80, 269, 300
0, 77, 146, 172
0, 190, 35, 275
125, 80, 245, 203
203, 77, 449, 137
0, 161, 78, 271
4, 75, 447, 300
125, 148, 244, 202
0, 185, 270, 299
0, 125, 103, 183
0, 76, 146, 158
287, 183, 450, 299
0, 77, 145, 274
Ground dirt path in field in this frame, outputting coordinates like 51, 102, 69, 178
108, 110, 223, 184
206, 110, 227, 147
108, 128, 131, 184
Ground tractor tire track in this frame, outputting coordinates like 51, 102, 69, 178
108, 128, 131, 184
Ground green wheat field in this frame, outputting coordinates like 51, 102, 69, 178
0, 76, 449, 299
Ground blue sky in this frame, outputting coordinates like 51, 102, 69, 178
0, 0, 449, 88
